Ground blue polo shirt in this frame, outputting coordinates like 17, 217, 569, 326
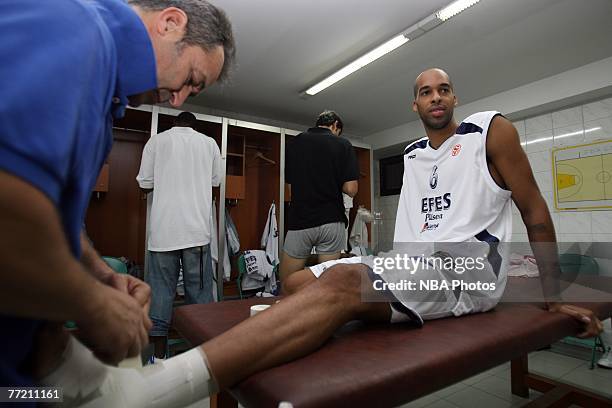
0, 0, 156, 387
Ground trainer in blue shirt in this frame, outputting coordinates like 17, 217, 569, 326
0, 0, 235, 387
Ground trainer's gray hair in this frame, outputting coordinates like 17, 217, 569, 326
128, 0, 236, 83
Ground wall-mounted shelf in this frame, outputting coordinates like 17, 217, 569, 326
226, 133, 246, 199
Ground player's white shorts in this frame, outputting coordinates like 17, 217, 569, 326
308, 253, 503, 325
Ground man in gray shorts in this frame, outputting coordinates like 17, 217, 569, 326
282, 111, 359, 281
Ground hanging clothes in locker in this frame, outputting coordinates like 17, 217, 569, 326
224, 207, 240, 281
261, 202, 279, 267
241, 249, 277, 294
210, 198, 218, 270
210, 198, 219, 300
343, 193, 353, 252
349, 206, 374, 254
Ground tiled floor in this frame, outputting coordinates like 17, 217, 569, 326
398, 350, 612, 408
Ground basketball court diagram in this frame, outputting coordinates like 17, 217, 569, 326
552, 139, 612, 210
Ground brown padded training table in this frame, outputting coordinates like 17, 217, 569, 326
173, 277, 612, 408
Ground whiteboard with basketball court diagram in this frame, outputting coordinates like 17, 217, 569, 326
552, 139, 612, 210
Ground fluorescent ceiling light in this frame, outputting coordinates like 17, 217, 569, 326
524, 127, 601, 146
302, 0, 483, 96
304, 35, 409, 96
437, 0, 481, 21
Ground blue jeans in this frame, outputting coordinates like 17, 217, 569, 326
147, 244, 214, 337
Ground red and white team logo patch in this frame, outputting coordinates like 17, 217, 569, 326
451, 144, 462, 157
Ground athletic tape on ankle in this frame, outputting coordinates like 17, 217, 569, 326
41, 337, 108, 399
144, 347, 217, 407
197, 347, 219, 393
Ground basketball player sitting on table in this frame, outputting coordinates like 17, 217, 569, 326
40, 68, 602, 408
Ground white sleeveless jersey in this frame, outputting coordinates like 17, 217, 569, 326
393, 111, 513, 312
395, 111, 512, 244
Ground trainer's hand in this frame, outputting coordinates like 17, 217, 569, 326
103, 273, 151, 315
547, 303, 603, 338
75, 282, 151, 365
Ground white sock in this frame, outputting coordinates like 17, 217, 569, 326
41, 337, 217, 408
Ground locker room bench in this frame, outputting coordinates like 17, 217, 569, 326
173, 277, 612, 408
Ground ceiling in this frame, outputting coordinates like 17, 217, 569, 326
189, 0, 612, 138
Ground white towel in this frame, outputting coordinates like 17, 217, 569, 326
507, 253, 539, 277
261, 202, 279, 266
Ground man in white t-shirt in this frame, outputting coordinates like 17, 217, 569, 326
137, 111, 222, 358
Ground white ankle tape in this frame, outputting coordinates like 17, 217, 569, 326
42, 340, 215, 408
143, 347, 217, 407
41, 336, 108, 399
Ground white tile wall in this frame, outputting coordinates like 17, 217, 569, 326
516, 98, 612, 246
527, 151, 551, 173
550, 213, 560, 232
558, 234, 594, 243
552, 106, 583, 128
534, 171, 553, 193
513, 120, 526, 148
552, 124, 585, 148
525, 129, 554, 153
514, 120, 526, 136
557, 212, 592, 234
511, 233, 529, 242
592, 233, 612, 242
525, 113, 553, 134
512, 213, 527, 235
541, 191, 555, 211
591, 211, 612, 234
584, 116, 612, 144
582, 96, 612, 122
375, 97, 612, 249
